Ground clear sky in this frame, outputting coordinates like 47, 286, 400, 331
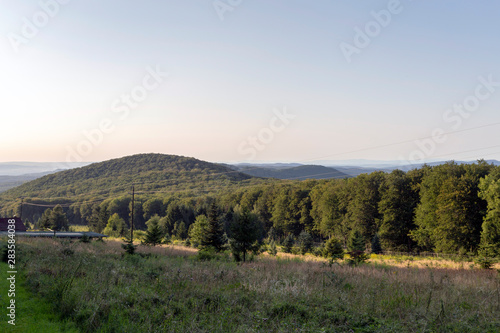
1, 0, 499, 164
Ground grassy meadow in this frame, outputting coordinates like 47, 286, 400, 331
1, 237, 499, 333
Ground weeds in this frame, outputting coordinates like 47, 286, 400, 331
9, 238, 500, 332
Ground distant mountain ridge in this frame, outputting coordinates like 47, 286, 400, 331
229, 164, 350, 180
0, 171, 60, 193
0, 162, 90, 176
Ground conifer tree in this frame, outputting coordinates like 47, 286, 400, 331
323, 237, 344, 262
229, 209, 261, 262
371, 233, 382, 254
202, 202, 225, 252
297, 231, 313, 255
143, 218, 163, 246
282, 234, 294, 253
347, 230, 368, 265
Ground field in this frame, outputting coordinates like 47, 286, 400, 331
1, 238, 499, 333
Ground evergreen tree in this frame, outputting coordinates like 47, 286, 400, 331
175, 221, 187, 240
143, 216, 163, 246
297, 231, 313, 255
323, 237, 344, 262
202, 203, 225, 252
268, 240, 278, 256
229, 209, 261, 262
282, 234, 294, 253
371, 233, 382, 254
348, 230, 365, 252
347, 230, 368, 265
189, 215, 209, 248
121, 234, 137, 255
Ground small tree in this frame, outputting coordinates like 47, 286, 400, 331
143, 217, 164, 246
202, 203, 226, 252
323, 237, 344, 263
297, 231, 313, 255
121, 235, 137, 255
371, 233, 382, 254
268, 240, 278, 256
38, 208, 52, 230
229, 209, 261, 262
347, 230, 368, 265
103, 213, 128, 238
189, 215, 209, 248
282, 234, 294, 253
49, 205, 69, 231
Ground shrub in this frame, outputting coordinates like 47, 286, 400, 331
297, 231, 313, 255
475, 256, 496, 269
121, 237, 137, 255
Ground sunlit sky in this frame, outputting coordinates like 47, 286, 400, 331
1, 1, 499, 164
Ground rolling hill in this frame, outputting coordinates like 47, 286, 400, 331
0, 154, 264, 204
230, 164, 350, 180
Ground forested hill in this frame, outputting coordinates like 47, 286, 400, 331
0, 154, 261, 201
231, 165, 350, 180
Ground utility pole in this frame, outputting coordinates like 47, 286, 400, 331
19, 197, 24, 220
130, 186, 134, 241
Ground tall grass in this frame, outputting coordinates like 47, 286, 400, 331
9, 238, 500, 332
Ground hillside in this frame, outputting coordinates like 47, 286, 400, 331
231, 164, 350, 180
0, 154, 262, 202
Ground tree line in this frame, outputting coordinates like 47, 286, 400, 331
14, 161, 500, 257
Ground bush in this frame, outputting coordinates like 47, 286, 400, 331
297, 231, 313, 255
475, 256, 497, 269
79, 234, 91, 243
121, 237, 137, 255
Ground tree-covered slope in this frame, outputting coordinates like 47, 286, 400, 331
0, 154, 259, 200
234, 165, 350, 180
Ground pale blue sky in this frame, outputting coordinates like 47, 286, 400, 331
1, 0, 499, 164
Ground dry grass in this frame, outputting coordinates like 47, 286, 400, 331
9, 237, 500, 332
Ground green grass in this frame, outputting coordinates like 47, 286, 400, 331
6, 238, 500, 332
0, 262, 79, 333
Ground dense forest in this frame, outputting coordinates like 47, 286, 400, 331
0, 154, 499, 257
